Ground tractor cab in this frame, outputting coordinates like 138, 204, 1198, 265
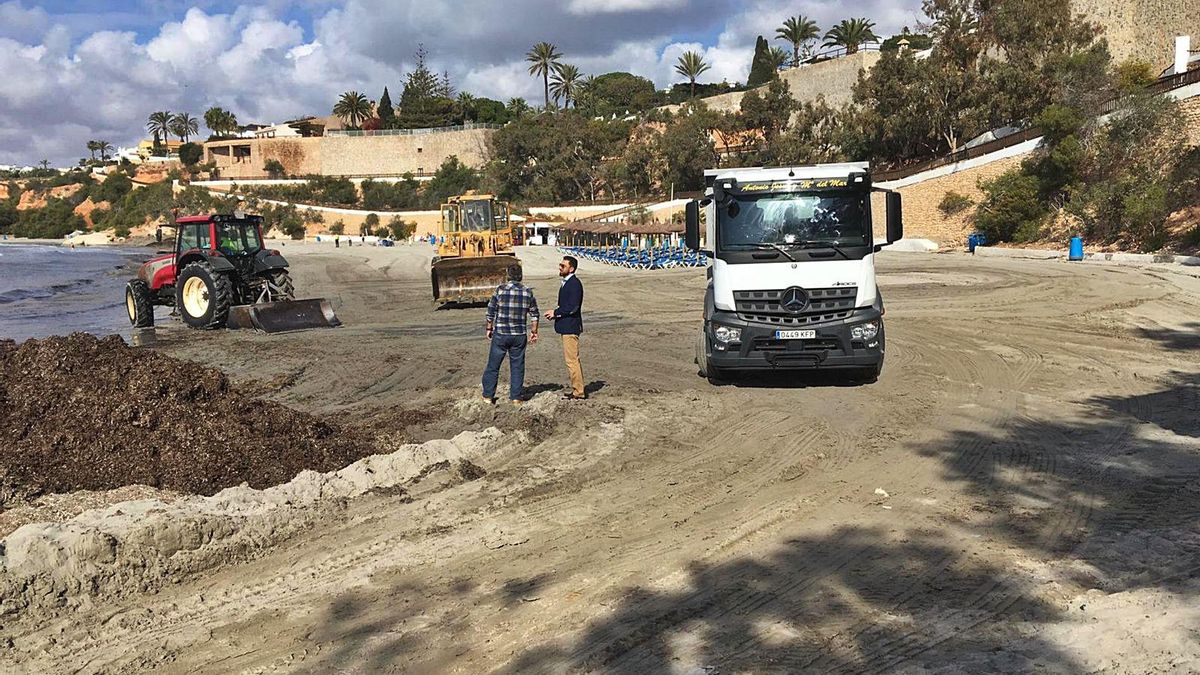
175, 214, 264, 258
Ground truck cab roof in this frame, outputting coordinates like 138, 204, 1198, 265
704, 162, 870, 187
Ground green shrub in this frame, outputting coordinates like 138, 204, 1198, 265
263, 159, 286, 178
937, 191, 974, 217
13, 199, 85, 239
387, 216, 415, 239
974, 170, 1046, 243
90, 172, 132, 204
178, 143, 203, 168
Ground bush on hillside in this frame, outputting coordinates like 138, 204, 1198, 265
974, 170, 1046, 243
89, 172, 132, 204
938, 191, 974, 217
178, 143, 203, 168
387, 216, 414, 239
13, 199, 85, 239
0, 202, 17, 233
361, 176, 420, 211
264, 159, 286, 178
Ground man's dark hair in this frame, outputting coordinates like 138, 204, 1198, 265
507, 264, 523, 282
563, 255, 578, 271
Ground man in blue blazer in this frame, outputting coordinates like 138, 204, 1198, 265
544, 255, 585, 399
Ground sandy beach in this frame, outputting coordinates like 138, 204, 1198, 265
4, 243, 1200, 673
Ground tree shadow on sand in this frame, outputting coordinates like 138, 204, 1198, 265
301, 328, 1200, 673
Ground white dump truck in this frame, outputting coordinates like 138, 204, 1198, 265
685, 162, 903, 384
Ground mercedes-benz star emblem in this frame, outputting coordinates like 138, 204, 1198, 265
780, 287, 808, 314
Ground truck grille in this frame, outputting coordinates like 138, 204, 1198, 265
734, 287, 857, 326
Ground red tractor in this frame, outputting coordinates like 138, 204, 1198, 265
125, 213, 339, 333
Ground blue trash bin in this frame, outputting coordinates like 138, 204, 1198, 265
1069, 236, 1084, 261
967, 232, 987, 253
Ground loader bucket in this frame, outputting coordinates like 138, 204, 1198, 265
226, 298, 341, 333
432, 256, 518, 304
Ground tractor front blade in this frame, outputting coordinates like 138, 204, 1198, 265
226, 298, 341, 333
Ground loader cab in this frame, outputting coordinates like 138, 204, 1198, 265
437, 196, 513, 258
441, 198, 510, 234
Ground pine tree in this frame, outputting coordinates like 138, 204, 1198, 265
747, 35, 775, 87
377, 86, 395, 126
439, 71, 455, 99
400, 45, 441, 114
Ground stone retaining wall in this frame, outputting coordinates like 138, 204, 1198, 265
1073, 0, 1200, 67
663, 51, 881, 115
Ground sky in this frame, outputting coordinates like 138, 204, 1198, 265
0, 0, 924, 167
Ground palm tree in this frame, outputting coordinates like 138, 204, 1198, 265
674, 51, 712, 99
823, 18, 880, 55
576, 74, 599, 115
146, 111, 172, 152
86, 140, 98, 161
767, 46, 790, 72
333, 91, 371, 129
455, 92, 476, 123
549, 63, 582, 108
169, 112, 198, 142
39, 159, 50, 171
525, 41, 562, 109
97, 141, 113, 161
506, 97, 531, 118
776, 15, 820, 66
204, 107, 239, 137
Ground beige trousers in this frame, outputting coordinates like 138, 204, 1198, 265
561, 334, 584, 397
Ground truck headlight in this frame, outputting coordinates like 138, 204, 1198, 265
859, 320, 880, 341
713, 325, 741, 343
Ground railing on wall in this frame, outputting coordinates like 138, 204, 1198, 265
873, 67, 1200, 183
326, 123, 503, 137
873, 127, 1043, 182
1146, 66, 1200, 94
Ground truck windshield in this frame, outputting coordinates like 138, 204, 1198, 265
718, 193, 869, 249
216, 221, 263, 255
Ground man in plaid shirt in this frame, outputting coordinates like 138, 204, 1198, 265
482, 264, 539, 405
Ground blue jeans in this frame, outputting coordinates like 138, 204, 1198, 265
482, 333, 527, 401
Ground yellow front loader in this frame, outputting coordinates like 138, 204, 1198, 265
431, 194, 520, 304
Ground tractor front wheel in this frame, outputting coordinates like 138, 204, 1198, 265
267, 270, 295, 302
125, 279, 154, 328
175, 261, 232, 329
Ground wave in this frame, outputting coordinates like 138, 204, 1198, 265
0, 278, 97, 304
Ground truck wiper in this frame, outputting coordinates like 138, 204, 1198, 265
794, 240, 852, 260
750, 242, 797, 262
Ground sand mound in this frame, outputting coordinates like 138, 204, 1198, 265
0, 428, 500, 618
0, 333, 374, 507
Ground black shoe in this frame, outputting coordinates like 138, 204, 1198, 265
564, 393, 588, 400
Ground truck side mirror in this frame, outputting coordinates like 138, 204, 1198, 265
886, 191, 903, 244
684, 201, 700, 251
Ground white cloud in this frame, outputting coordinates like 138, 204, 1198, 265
0, 1, 49, 41
0, 1, 925, 166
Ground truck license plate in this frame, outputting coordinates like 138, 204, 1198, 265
775, 329, 816, 340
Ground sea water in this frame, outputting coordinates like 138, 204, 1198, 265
0, 244, 149, 341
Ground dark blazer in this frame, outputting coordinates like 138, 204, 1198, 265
553, 275, 583, 335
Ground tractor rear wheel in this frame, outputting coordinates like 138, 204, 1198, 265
175, 261, 232, 329
125, 279, 154, 328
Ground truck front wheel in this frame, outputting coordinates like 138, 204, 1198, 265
695, 327, 727, 384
